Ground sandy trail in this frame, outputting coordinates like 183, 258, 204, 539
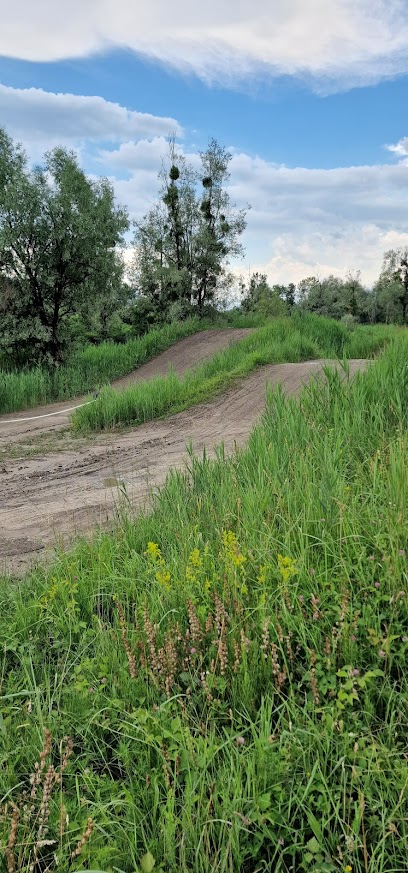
0, 356, 367, 575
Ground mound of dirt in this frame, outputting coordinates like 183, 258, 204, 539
0, 329, 252, 446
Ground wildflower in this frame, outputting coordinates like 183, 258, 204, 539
350, 635, 356, 642
145, 541, 162, 562
222, 530, 246, 568
378, 649, 386, 658
257, 565, 268, 585
352, 668, 360, 676
190, 647, 197, 655
309, 568, 316, 576
235, 736, 245, 746
345, 867, 352, 873
374, 581, 380, 588
402, 636, 408, 644
398, 549, 406, 557
277, 554, 297, 583
368, 555, 375, 561
155, 568, 171, 591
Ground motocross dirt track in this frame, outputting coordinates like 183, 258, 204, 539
0, 329, 367, 575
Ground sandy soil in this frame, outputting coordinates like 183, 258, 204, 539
0, 344, 367, 575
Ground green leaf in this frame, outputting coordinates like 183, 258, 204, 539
306, 836, 321, 854
306, 810, 324, 844
141, 851, 156, 873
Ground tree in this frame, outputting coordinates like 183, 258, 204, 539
298, 273, 370, 321
131, 138, 247, 316
0, 128, 129, 364
241, 273, 288, 317
373, 248, 408, 324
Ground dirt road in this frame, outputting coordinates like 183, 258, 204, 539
0, 355, 367, 575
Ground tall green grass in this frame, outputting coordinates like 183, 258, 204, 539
1, 335, 407, 872
73, 317, 399, 432
0, 319, 209, 414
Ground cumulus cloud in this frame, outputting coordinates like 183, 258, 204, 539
0, 84, 182, 149
2, 1, 408, 90
2, 82, 407, 286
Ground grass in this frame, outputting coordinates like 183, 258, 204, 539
0, 318, 218, 415
72, 316, 399, 432
1, 332, 407, 872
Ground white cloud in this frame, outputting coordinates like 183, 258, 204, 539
386, 136, 408, 158
1, 1, 408, 90
249, 226, 408, 287
0, 84, 182, 149
98, 138, 408, 285
2, 81, 407, 287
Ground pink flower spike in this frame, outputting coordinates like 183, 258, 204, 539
190, 647, 197, 655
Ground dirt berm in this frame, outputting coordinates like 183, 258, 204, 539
0, 330, 366, 574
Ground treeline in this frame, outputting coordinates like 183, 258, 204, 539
240, 257, 408, 325
1, 123, 407, 369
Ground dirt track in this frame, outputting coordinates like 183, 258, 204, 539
0, 329, 251, 446
0, 338, 367, 574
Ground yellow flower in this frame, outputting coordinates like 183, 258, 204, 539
189, 548, 202, 568
277, 553, 297, 582
145, 541, 162, 562
257, 565, 268, 586
344, 866, 352, 872
155, 568, 171, 591
222, 530, 247, 568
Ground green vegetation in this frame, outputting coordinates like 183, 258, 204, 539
0, 128, 129, 366
132, 137, 247, 319
1, 334, 407, 872
0, 319, 214, 414
72, 316, 398, 432
240, 254, 408, 326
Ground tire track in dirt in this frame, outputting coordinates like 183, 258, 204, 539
0, 358, 367, 575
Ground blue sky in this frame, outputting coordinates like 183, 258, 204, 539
1, 0, 408, 286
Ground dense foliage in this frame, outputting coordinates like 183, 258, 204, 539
0, 127, 129, 366
240, 259, 408, 325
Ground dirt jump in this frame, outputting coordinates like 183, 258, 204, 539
0, 329, 367, 575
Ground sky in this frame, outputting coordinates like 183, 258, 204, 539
1, 0, 408, 288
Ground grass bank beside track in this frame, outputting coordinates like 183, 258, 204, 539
0, 318, 223, 415
1, 333, 407, 872
72, 316, 399, 432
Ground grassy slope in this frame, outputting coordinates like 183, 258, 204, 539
1, 333, 407, 872
72, 316, 398, 432
0, 318, 223, 415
